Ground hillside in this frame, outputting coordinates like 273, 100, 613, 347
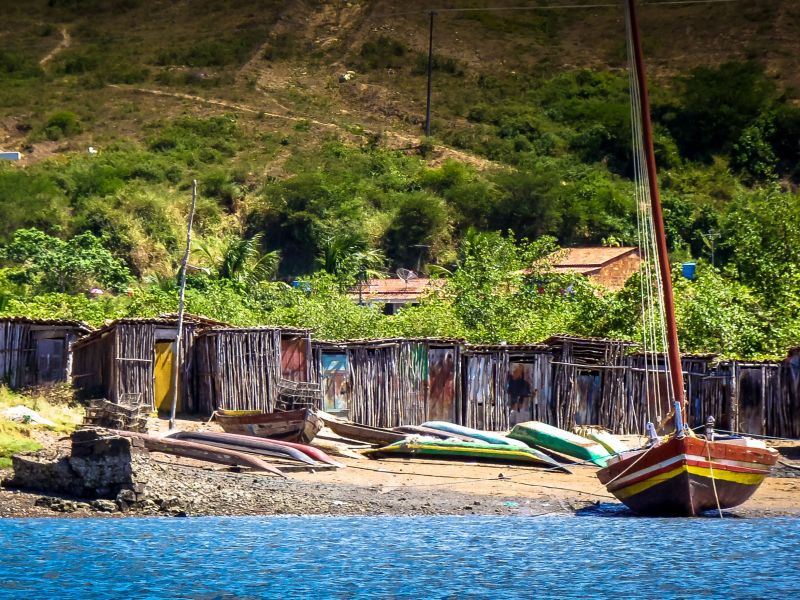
2, 0, 800, 357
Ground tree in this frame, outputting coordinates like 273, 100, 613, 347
383, 192, 450, 269
0, 229, 131, 294
195, 233, 279, 289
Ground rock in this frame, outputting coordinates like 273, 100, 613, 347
91, 499, 117, 513
116, 489, 137, 504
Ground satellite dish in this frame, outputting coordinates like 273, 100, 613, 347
396, 268, 417, 284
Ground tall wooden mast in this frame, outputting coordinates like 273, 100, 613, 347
626, 0, 685, 408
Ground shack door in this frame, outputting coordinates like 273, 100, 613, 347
154, 341, 179, 413
35, 338, 65, 384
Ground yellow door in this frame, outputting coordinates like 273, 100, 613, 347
154, 341, 179, 413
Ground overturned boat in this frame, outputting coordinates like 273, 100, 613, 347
509, 421, 610, 467
211, 408, 321, 444
368, 437, 570, 472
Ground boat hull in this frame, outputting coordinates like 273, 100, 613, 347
213, 408, 321, 444
509, 421, 610, 467
369, 438, 569, 470
321, 418, 408, 446
596, 436, 778, 516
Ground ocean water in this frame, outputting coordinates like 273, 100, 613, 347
0, 514, 798, 599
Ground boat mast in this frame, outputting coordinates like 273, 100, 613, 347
626, 0, 685, 409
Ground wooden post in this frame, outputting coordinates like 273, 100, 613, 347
169, 179, 197, 429
424, 10, 436, 136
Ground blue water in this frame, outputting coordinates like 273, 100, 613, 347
0, 515, 798, 599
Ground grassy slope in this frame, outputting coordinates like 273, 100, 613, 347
2, 1, 798, 159
0, 386, 84, 469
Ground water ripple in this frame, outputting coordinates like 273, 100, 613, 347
0, 515, 798, 599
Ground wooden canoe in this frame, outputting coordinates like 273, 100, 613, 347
508, 421, 610, 467
168, 430, 316, 465
170, 430, 343, 468
317, 411, 408, 446
422, 421, 529, 448
212, 408, 321, 444
367, 438, 570, 471
394, 425, 484, 443
112, 430, 285, 477
574, 426, 629, 455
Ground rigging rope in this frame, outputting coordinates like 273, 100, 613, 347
625, 0, 677, 430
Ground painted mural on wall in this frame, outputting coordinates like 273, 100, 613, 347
321, 353, 349, 413
281, 336, 308, 381
428, 348, 456, 421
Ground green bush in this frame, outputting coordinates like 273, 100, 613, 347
358, 36, 408, 71
43, 111, 81, 141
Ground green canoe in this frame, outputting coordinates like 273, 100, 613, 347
366, 437, 570, 472
508, 421, 610, 467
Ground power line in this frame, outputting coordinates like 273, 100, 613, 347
369, 3, 620, 19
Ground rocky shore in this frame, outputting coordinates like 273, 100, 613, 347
2, 426, 799, 520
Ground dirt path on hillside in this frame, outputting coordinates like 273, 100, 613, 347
107, 84, 499, 170
39, 26, 70, 67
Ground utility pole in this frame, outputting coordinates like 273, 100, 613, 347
424, 10, 436, 137
169, 179, 197, 430
706, 229, 720, 267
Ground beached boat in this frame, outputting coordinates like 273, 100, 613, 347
394, 425, 483, 443
597, 435, 777, 516
317, 411, 408, 446
575, 426, 628, 455
368, 437, 570, 471
421, 421, 529, 448
168, 430, 343, 467
211, 408, 321, 444
168, 430, 316, 465
509, 421, 610, 467
594, 0, 779, 516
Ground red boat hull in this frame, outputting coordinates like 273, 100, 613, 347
596, 436, 778, 516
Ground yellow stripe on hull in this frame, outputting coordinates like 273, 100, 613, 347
615, 464, 766, 500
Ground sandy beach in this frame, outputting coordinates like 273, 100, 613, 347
2, 422, 798, 519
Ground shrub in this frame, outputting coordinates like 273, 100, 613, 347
43, 111, 81, 140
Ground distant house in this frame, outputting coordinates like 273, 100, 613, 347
0, 317, 93, 389
348, 277, 446, 314
547, 246, 641, 290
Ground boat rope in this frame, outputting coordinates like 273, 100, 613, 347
713, 429, 800, 443
705, 440, 724, 519
626, 0, 676, 428
601, 442, 658, 487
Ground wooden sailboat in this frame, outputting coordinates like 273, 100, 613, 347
595, 0, 778, 516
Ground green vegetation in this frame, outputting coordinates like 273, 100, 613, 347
1, 1, 799, 359
0, 386, 84, 469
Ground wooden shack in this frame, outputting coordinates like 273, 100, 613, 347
312, 338, 462, 428
544, 335, 639, 433
461, 343, 552, 431
193, 326, 318, 414
780, 347, 800, 439
71, 315, 223, 412
0, 317, 92, 389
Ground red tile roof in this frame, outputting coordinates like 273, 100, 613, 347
348, 277, 445, 303
551, 246, 639, 268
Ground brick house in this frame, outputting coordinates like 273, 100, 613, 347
549, 246, 641, 290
